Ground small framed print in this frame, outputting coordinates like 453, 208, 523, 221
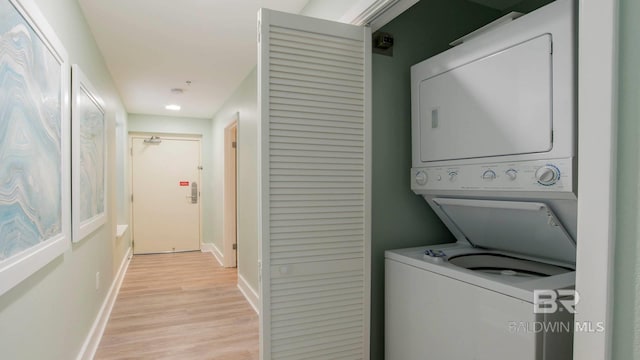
71, 64, 106, 242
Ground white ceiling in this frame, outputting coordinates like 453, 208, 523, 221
78, 0, 310, 119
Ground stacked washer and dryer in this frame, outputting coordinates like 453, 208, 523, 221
385, 1, 577, 359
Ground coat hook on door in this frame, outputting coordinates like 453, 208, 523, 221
143, 136, 162, 144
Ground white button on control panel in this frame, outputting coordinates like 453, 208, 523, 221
415, 170, 428, 185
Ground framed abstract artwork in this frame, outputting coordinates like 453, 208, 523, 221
71, 64, 106, 242
0, 0, 70, 295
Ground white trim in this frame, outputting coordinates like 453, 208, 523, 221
339, 0, 419, 31
340, 0, 399, 25
115, 224, 128, 239
370, 0, 418, 31
237, 273, 259, 315
200, 242, 224, 266
257, 8, 271, 358
363, 25, 373, 359
76, 246, 132, 360
574, 0, 618, 359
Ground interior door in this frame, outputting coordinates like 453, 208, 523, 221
258, 9, 371, 359
131, 135, 201, 254
224, 121, 238, 267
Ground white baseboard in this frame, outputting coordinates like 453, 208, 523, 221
76, 246, 132, 360
201, 242, 223, 266
238, 273, 259, 315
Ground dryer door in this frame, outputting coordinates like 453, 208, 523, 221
417, 34, 553, 162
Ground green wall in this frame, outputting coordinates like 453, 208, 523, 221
370, 0, 500, 357
128, 113, 214, 248
613, 0, 640, 358
210, 69, 260, 292
0, 0, 129, 358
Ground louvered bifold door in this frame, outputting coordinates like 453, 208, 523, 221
257, 9, 371, 360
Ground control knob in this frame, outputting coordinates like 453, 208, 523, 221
415, 171, 428, 185
535, 165, 561, 186
482, 169, 497, 181
505, 169, 518, 181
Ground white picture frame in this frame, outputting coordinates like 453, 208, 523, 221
71, 64, 106, 242
0, 0, 71, 296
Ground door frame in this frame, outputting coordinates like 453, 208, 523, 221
574, 0, 618, 358
128, 132, 203, 254
223, 115, 239, 267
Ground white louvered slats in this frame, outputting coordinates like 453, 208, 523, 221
258, 9, 371, 360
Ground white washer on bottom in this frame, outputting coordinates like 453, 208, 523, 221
385, 199, 577, 360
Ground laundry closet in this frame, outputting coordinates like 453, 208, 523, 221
370, 0, 570, 359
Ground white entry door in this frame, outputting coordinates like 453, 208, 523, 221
131, 135, 201, 254
258, 9, 371, 359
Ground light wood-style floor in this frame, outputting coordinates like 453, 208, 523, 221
95, 252, 258, 360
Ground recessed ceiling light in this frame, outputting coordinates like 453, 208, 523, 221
165, 104, 181, 111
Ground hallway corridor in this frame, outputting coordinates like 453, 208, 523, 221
95, 252, 258, 359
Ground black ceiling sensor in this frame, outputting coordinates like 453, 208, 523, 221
373, 31, 394, 56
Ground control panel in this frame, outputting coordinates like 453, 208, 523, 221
411, 158, 574, 193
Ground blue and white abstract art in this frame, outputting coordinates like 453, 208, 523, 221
0, 0, 70, 295
72, 64, 105, 242
78, 88, 104, 222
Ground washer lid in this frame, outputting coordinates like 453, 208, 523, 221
432, 198, 576, 264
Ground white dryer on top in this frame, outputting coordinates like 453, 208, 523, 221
410, 0, 576, 199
